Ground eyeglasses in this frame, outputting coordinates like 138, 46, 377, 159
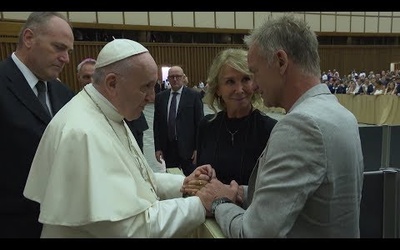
167, 75, 184, 80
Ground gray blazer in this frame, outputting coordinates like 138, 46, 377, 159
214, 84, 364, 238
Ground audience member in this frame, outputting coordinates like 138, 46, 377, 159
153, 66, 204, 176
196, 48, 277, 185
154, 79, 165, 94
372, 80, 385, 95
76, 57, 96, 90
384, 80, 396, 95
367, 78, 375, 95
23, 39, 213, 237
194, 14, 364, 238
395, 76, 400, 95
335, 80, 347, 94
0, 12, 75, 238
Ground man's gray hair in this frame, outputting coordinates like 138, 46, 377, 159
244, 14, 321, 78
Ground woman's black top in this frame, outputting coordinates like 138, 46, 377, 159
196, 109, 277, 185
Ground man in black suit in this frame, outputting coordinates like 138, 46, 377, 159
153, 66, 204, 176
0, 12, 75, 238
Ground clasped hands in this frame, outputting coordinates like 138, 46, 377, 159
180, 164, 244, 215
180, 164, 214, 196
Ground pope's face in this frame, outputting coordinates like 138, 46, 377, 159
117, 53, 158, 121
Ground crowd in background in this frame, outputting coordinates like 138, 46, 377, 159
322, 68, 400, 96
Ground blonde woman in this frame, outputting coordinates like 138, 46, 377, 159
195, 48, 277, 185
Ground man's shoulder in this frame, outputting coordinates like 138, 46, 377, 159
183, 86, 201, 95
0, 57, 14, 75
156, 89, 170, 97
49, 79, 75, 96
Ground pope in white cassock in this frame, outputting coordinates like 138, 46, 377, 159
23, 39, 212, 237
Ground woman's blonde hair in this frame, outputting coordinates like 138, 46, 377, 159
203, 48, 264, 118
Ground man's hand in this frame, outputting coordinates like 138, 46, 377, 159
180, 164, 215, 196
196, 179, 239, 215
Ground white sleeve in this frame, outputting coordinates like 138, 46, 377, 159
148, 196, 206, 237
78, 196, 206, 238
153, 172, 185, 199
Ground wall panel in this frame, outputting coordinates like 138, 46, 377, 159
254, 12, 271, 28
3, 11, 400, 35
68, 12, 97, 23
97, 12, 123, 24
393, 17, 400, 33
2, 12, 30, 20
215, 12, 234, 29
305, 14, 321, 32
319, 45, 400, 75
0, 39, 245, 93
172, 12, 194, 27
321, 14, 336, 32
235, 12, 253, 30
365, 16, 378, 33
379, 12, 392, 17
2, 38, 400, 94
194, 12, 214, 28
379, 17, 392, 33
337, 15, 351, 32
366, 12, 379, 17
351, 15, 365, 33
124, 12, 149, 26
149, 12, 172, 27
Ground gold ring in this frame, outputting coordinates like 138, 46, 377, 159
199, 180, 201, 185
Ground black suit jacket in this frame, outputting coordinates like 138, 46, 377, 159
0, 57, 75, 238
154, 81, 166, 94
153, 86, 204, 160
125, 111, 149, 152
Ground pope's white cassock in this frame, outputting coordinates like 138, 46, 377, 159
23, 84, 206, 237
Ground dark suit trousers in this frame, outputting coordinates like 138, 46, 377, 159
164, 139, 195, 176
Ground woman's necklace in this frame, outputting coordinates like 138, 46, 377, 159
226, 126, 239, 146
224, 108, 253, 146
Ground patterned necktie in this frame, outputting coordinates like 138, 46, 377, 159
168, 92, 178, 141
36, 81, 51, 116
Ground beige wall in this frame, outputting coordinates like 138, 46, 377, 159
2, 11, 400, 34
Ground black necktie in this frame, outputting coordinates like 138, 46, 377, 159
168, 92, 178, 141
36, 81, 51, 116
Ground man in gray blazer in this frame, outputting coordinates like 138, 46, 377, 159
153, 66, 204, 176
194, 14, 364, 238
0, 12, 75, 238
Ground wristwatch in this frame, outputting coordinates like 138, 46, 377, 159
211, 197, 233, 215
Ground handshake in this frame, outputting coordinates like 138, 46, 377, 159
180, 164, 244, 216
